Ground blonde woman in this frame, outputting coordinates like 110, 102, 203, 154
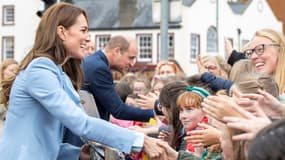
244, 28, 285, 95
198, 55, 231, 79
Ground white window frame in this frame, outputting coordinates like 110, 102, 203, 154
2, 5, 14, 25
2, 36, 14, 60
157, 33, 175, 61
95, 35, 110, 51
136, 34, 152, 62
190, 33, 200, 62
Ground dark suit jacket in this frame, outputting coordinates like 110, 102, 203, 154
201, 72, 233, 92
82, 50, 154, 121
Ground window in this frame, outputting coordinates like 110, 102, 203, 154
2, 5, 14, 25
2, 36, 14, 60
157, 33, 175, 61
207, 26, 218, 52
190, 34, 200, 62
136, 34, 152, 62
95, 35, 110, 50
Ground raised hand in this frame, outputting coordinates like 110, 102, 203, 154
197, 55, 207, 74
136, 92, 158, 110
239, 89, 285, 117
223, 105, 271, 141
213, 120, 234, 160
224, 38, 234, 58
202, 95, 243, 122
185, 123, 221, 147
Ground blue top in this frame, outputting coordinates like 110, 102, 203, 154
0, 57, 144, 160
81, 50, 154, 121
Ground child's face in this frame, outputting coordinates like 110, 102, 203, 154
133, 81, 148, 95
179, 106, 204, 130
2, 63, 18, 80
153, 82, 164, 93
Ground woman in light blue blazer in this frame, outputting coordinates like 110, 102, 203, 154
0, 3, 164, 160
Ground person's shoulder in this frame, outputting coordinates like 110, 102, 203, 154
30, 57, 56, 67
84, 51, 108, 70
27, 57, 59, 73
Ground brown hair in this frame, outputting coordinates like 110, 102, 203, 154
0, 2, 87, 105
234, 71, 279, 98
105, 35, 130, 53
159, 80, 188, 150
176, 91, 203, 110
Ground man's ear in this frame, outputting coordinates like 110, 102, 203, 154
113, 47, 121, 56
57, 25, 66, 41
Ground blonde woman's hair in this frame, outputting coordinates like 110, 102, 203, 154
229, 59, 254, 82
200, 55, 231, 79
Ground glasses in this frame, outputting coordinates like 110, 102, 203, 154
204, 65, 217, 71
244, 44, 280, 59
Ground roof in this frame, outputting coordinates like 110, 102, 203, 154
182, 0, 196, 7
228, 0, 252, 14
74, 0, 155, 29
74, 0, 181, 30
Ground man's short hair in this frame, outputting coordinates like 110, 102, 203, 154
105, 35, 129, 53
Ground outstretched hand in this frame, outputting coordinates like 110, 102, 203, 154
202, 95, 243, 122
143, 136, 168, 159
223, 104, 271, 141
136, 92, 158, 110
239, 89, 285, 117
157, 140, 178, 160
185, 123, 221, 147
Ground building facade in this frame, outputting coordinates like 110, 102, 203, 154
0, 0, 283, 76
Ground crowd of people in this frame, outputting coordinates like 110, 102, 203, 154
1, 2, 285, 160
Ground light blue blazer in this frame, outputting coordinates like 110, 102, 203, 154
0, 57, 143, 160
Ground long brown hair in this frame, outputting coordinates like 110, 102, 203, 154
0, 2, 87, 105
159, 80, 188, 150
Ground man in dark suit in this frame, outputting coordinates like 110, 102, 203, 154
82, 35, 154, 121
